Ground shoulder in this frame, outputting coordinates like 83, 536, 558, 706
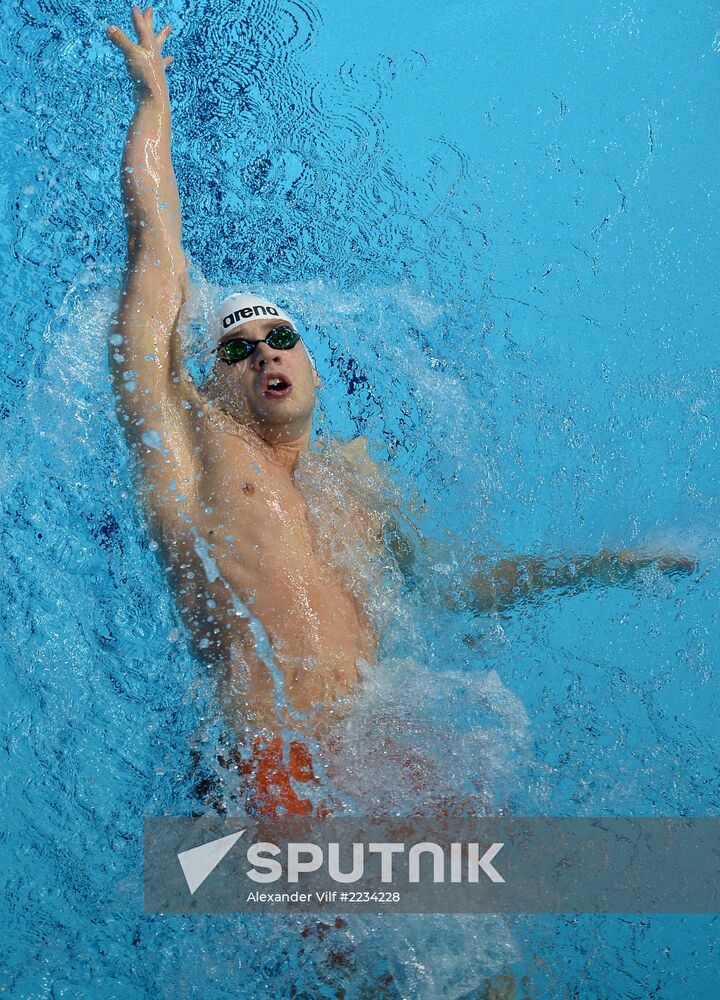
337, 434, 373, 463
174, 380, 262, 458
326, 436, 386, 480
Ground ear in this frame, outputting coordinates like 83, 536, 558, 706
313, 370, 323, 389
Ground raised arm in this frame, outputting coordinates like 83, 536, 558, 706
469, 548, 698, 614
107, 7, 200, 519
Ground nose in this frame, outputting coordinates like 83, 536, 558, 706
250, 340, 281, 369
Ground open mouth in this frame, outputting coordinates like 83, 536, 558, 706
261, 373, 293, 398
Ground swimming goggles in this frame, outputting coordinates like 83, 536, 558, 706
216, 326, 301, 364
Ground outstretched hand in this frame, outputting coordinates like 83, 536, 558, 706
467, 545, 701, 615
609, 549, 698, 575
107, 6, 173, 101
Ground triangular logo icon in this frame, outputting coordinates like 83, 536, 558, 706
177, 829, 246, 895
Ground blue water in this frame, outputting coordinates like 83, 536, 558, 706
2, 0, 720, 996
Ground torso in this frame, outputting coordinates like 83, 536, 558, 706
151, 399, 384, 740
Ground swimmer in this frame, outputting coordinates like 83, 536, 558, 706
106, 7, 697, 816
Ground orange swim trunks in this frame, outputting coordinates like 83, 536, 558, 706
219, 734, 333, 818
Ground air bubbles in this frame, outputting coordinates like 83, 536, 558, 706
141, 429, 164, 450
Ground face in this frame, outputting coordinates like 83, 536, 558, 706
210, 318, 321, 440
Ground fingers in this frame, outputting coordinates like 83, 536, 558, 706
131, 5, 151, 45
669, 556, 697, 573
651, 554, 698, 574
106, 24, 134, 56
163, 55, 173, 67
108, 9, 173, 57
157, 23, 172, 50
132, 5, 160, 45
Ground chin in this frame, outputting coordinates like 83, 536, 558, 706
258, 393, 312, 417
256, 399, 314, 430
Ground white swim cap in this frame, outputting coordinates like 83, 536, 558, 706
214, 292, 318, 373
215, 292, 295, 344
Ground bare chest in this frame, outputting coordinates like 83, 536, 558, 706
194, 437, 372, 589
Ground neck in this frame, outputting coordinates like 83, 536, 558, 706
249, 423, 312, 473
201, 379, 313, 473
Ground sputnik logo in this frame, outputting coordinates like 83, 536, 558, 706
177, 829, 246, 895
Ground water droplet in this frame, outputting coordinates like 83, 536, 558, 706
141, 429, 164, 450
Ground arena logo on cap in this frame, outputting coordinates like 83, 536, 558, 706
223, 304, 282, 328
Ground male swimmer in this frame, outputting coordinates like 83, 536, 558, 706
106, 7, 696, 819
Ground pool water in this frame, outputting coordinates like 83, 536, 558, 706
2, 0, 720, 996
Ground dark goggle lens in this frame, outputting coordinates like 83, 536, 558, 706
219, 338, 253, 363
266, 326, 300, 349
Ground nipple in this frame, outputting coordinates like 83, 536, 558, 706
242, 482, 255, 496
